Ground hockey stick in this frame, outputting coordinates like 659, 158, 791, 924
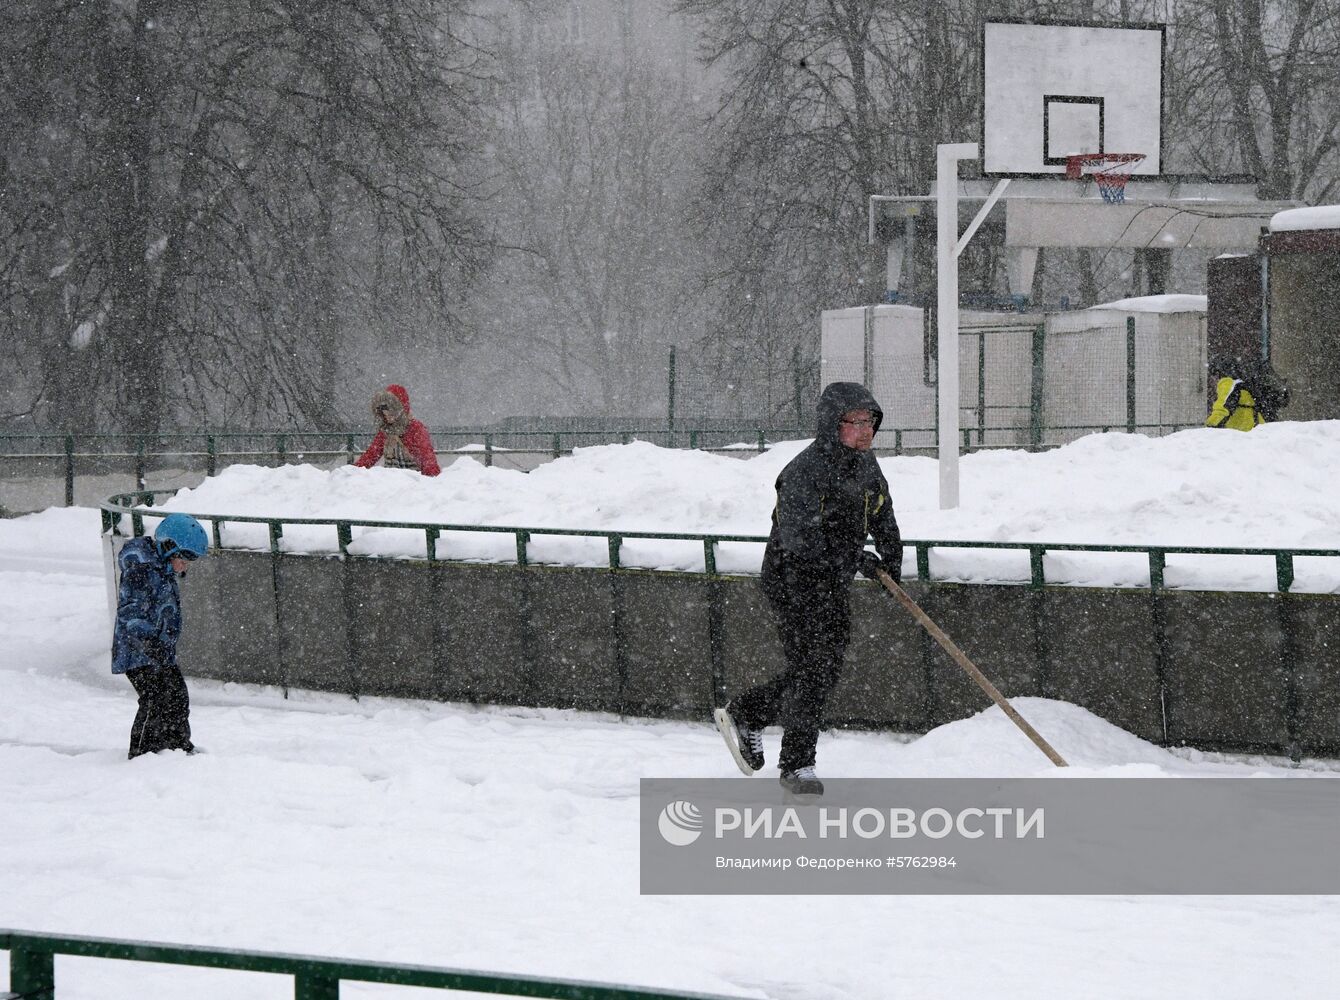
874, 568, 1069, 768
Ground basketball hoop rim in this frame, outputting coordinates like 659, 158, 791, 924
1064, 152, 1147, 181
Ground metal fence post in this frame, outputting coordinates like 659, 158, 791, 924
1276, 590, 1303, 763
269, 520, 290, 698
206, 435, 217, 477
667, 346, 677, 441
1029, 324, 1045, 449
1275, 550, 1301, 761
977, 332, 986, 445
294, 973, 339, 1000
915, 543, 930, 581
135, 439, 147, 490
708, 575, 727, 709
11, 944, 54, 999
1148, 550, 1171, 747
1028, 546, 1046, 588
604, 563, 627, 715
1126, 316, 1137, 434
64, 434, 75, 507
863, 305, 874, 387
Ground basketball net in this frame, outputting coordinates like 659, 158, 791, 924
1065, 153, 1147, 204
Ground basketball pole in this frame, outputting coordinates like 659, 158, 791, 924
935, 142, 1008, 510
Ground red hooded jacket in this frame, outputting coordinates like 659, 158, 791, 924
354, 384, 441, 476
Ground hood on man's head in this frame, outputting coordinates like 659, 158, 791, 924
385, 384, 411, 412
815, 381, 883, 444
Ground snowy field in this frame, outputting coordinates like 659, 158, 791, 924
3, 427, 1340, 998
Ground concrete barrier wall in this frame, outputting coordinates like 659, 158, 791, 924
175, 551, 1340, 758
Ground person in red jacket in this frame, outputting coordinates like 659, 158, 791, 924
353, 384, 441, 476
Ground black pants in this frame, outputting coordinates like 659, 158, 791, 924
730, 583, 850, 772
126, 665, 193, 759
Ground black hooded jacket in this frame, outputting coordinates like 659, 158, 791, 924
760, 381, 902, 599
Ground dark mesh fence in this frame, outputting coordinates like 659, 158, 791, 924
823, 307, 1207, 451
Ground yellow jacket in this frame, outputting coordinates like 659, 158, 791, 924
1206, 376, 1263, 431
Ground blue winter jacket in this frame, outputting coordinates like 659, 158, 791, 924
111, 536, 182, 674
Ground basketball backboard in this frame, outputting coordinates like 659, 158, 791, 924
982, 20, 1164, 177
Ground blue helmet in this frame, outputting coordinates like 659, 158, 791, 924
155, 513, 209, 561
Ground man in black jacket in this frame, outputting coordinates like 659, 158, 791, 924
715, 381, 902, 798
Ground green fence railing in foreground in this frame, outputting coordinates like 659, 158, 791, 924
101, 490, 1339, 594
1, 929, 737, 1000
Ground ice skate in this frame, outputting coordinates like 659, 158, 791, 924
779, 765, 824, 802
713, 705, 764, 774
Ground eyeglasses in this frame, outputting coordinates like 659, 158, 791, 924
840, 418, 876, 429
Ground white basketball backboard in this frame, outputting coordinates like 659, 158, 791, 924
983, 20, 1164, 176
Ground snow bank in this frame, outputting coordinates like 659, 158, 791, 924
1270, 205, 1340, 232
142, 425, 1340, 591
1089, 294, 1208, 313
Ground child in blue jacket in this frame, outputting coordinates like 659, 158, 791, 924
112, 513, 209, 758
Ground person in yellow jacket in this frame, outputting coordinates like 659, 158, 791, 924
1206, 356, 1289, 430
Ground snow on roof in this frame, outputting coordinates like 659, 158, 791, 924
1089, 294, 1207, 314
1269, 205, 1340, 232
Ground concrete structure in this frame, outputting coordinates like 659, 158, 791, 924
1204, 207, 1340, 420
1262, 212, 1340, 421
170, 548, 1340, 760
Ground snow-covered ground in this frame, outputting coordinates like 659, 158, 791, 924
3, 429, 1340, 999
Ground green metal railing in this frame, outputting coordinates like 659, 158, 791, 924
98, 491, 1340, 760
1, 428, 798, 466
5, 429, 799, 510
4, 413, 1203, 512
100, 491, 1338, 594
1, 929, 736, 1000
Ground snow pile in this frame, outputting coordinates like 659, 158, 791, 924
145, 424, 1340, 591
1270, 205, 1340, 232
1089, 294, 1207, 313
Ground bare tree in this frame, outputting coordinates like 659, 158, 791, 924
1167, 0, 1340, 201
676, 0, 982, 416
478, 46, 706, 415
0, 0, 497, 435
